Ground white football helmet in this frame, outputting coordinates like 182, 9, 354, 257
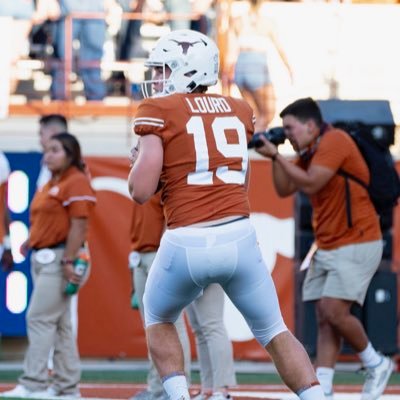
142, 29, 219, 98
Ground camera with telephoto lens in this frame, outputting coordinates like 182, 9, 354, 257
248, 127, 286, 149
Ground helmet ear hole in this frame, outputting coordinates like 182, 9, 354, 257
184, 70, 197, 78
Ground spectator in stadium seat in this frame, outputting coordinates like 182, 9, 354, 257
163, 0, 191, 30
255, 97, 393, 400
50, 0, 108, 100
189, 0, 215, 36
29, 0, 62, 61
108, 0, 147, 96
117, 0, 147, 59
0, 132, 96, 399
162, 0, 213, 34
0, 151, 13, 272
128, 29, 326, 400
0, 0, 35, 94
227, 0, 293, 132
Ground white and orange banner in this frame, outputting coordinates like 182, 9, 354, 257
78, 158, 400, 360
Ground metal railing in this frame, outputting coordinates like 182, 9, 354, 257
59, 10, 204, 100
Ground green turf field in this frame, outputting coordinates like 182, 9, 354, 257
0, 369, 398, 386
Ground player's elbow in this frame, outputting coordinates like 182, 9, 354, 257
130, 188, 151, 204
275, 186, 292, 198
128, 161, 161, 204
301, 183, 320, 195
130, 181, 157, 204
274, 181, 295, 198
128, 172, 150, 203
132, 194, 148, 204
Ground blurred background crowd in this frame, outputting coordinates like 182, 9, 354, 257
0, 0, 218, 106
1, 0, 400, 111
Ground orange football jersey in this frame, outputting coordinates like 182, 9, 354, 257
130, 191, 164, 252
29, 166, 96, 249
134, 93, 255, 228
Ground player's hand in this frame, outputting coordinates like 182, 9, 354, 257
62, 262, 83, 285
129, 143, 140, 167
254, 135, 278, 159
1, 249, 13, 272
131, 291, 139, 309
20, 239, 30, 257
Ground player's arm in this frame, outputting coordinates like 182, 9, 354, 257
244, 161, 250, 191
255, 134, 335, 196
271, 158, 297, 197
273, 155, 335, 196
128, 134, 163, 204
1, 181, 13, 271
62, 217, 88, 284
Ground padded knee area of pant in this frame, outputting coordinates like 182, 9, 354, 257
253, 319, 288, 347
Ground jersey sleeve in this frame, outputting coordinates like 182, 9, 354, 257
133, 99, 166, 138
233, 97, 255, 142
311, 130, 351, 172
63, 173, 96, 218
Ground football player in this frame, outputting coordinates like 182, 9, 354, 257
128, 29, 326, 400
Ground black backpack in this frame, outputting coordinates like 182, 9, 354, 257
335, 122, 400, 229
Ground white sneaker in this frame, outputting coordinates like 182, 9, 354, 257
30, 387, 80, 399
30, 387, 58, 399
0, 385, 35, 398
361, 355, 394, 400
55, 392, 81, 399
208, 392, 231, 400
324, 390, 334, 400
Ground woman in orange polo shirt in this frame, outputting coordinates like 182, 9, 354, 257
1, 132, 96, 399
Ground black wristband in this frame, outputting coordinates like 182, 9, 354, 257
271, 152, 279, 161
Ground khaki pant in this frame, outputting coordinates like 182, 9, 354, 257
186, 284, 237, 391
303, 240, 383, 305
19, 248, 80, 394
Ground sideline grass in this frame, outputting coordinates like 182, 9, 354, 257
0, 370, 399, 386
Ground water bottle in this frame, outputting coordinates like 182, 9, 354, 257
64, 253, 89, 295
131, 292, 139, 310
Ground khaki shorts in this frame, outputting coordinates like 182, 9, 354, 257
302, 240, 383, 305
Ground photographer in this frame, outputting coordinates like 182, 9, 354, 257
254, 97, 393, 400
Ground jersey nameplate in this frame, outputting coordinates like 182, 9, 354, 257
185, 97, 232, 114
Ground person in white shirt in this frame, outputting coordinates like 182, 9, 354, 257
37, 114, 68, 188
